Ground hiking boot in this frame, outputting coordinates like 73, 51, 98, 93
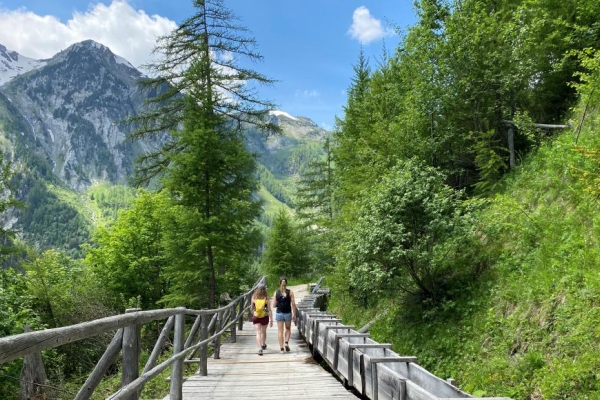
285, 343, 290, 352
258, 348, 263, 356
261, 344, 267, 350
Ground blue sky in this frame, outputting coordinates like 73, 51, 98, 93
0, 0, 416, 129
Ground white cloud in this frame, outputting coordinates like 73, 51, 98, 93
348, 6, 395, 44
296, 89, 320, 98
0, 0, 176, 68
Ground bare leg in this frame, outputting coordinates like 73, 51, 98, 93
261, 324, 268, 347
284, 321, 292, 351
253, 323, 262, 348
277, 321, 285, 349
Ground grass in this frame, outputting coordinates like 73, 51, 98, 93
330, 124, 600, 399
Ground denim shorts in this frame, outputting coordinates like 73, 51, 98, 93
275, 312, 292, 322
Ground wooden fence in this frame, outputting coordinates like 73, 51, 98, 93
297, 285, 512, 400
0, 277, 265, 400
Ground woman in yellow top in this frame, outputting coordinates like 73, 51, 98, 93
251, 283, 272, 355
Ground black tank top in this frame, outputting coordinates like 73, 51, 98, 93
276, 289, 291, 313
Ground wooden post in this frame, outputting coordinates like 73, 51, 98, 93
395, 378, 407, 400
229, 303, 237, 343
19, 325, 47, 400
199, 311, 208, 376
213, 311, 222, 359
237, 297, 245, 331
369, 357, 417, 400
332, 333, 369, 370
508, 126, 515, 169
169, 308, 186, 400
122, 308, 141, 400
320, 325, 354, 359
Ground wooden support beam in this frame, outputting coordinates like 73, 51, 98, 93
74, 329, 123, 400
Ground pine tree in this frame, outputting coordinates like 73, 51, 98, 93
130, 0, 278, 308
262, 209, 309, 279
130, 0, 280, 186
295, 138, 333, 228
293, 139, 334, 273
332, 49, 372, 206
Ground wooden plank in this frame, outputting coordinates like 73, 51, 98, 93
170, 284, 358, 399
332, 333, 369, 371
0, 308, 181, 364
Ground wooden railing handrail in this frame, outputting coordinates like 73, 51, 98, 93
109, 300, 248, 399
0, 275, 265, 400
0, 279, 263, 364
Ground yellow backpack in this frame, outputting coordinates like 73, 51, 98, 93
254, 298, 267, 318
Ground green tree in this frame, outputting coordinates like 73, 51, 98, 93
0, 268, 40, 398
339, 159, 474, 304
160, 95, 262, 308
263, 208, 309, 279
132, 0, 275, 308
295, 138, 334, 227
332, 48, 373, 206
130, 0, 279, 186
85, 190, 168, 310
294, 139, 334, 272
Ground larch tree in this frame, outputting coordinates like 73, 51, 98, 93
131, 0, 279, 308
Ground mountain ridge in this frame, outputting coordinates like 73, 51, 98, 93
0, 39, 329, 255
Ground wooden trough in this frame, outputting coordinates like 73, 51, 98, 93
296, 284, 511, 400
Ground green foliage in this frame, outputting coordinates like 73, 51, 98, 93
262, 208, 311, 279
86, 182, 136, 223
338, 159, 475, 304
85, 190, 168, 310
18, 180, 91, 259
129, 0, 274, 309
22, 249, 115, 383
0, 268, 40, 337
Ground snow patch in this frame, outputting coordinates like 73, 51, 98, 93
0, 45, 46, 85
48, 129, 54, 142
114, 54, 134, 69
269, 110, 298, 121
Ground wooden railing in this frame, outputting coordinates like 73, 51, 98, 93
297, 284, 512, 400
0, 277, 265, 400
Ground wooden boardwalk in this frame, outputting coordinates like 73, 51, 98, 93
172, 285, 358, 399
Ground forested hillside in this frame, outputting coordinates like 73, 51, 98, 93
316, 0, 600, 399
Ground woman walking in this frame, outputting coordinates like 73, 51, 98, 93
251, 283, 272, 355
273, 276, 296, 353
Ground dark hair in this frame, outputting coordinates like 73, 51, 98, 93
279, 276, 288, 284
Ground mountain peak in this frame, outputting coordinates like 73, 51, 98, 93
269, 110, 299, 121
0, 43, 46, 86
56, 40, 136, 71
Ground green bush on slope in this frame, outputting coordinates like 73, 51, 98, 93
331, 120, 600, 400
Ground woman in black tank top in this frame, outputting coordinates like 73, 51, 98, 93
273, 276, 296, 353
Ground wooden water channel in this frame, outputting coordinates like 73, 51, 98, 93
0, 277, 513, 400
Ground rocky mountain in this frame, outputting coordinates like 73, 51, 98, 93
0, 40, 329, 256
0, 44, 47, 86
0, 40, 159, 191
